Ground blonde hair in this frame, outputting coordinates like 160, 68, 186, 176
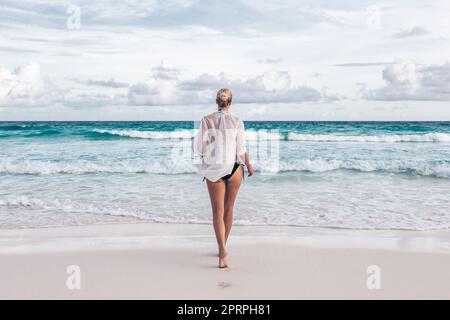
216, 88, 232, 109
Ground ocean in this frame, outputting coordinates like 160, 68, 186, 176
1, 121, 449, 230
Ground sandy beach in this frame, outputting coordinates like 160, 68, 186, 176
1, 223, 450, 299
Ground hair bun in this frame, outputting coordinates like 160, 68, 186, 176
216, 88, 232, 108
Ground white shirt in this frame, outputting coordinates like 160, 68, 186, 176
193, 110, 247, 182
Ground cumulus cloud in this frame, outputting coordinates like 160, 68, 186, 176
1, 61, 338, 108
127, 61, 335, 105
364, 59, 450, 101
128, 60, 190, 105
219, 71, 327, 103
0, 63, 127, 108
0, 62, 44, 105
150, 60, 181, 80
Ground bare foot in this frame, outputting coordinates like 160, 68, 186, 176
218, 248, 228, 268
218, 257, 228, 268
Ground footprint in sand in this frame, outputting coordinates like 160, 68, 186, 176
217, 281, 231, 288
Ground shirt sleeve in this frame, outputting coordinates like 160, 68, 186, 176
193, 117, 209, 158
236, 119, 247, 156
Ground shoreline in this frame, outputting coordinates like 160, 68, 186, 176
2, 218, 450, 233
1, 222, 450, 299
2, 222, 450, 253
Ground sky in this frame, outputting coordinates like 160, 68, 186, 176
0, 0, 450, 121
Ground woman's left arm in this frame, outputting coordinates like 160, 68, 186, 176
193, 118, 208, 159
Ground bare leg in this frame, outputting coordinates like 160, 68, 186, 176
206, 178, 228, 268
224, 165, 243, 244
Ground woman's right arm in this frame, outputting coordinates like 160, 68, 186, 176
243, 152, 254, 177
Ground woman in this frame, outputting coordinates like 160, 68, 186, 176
194, 88, 254, 268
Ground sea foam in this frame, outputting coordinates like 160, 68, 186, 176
1, 158, 449, 178
92, 129, 194, 139
92, 129, 282, 141
288, 132, 450, 142
92, 129, 450, 143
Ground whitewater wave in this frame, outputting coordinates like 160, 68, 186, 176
0, 195, 210, 227
1, 194, 449, 231
277, 159, 450, 178
92, 129, 282, 141
288, 132, 450, 143
1, 158, 449, 178
92, 129, 195, 139
244, 130, 282, 141
3, 125, 450, 143
92, 129, 450, 143
0, 159, 197, 175
0, 195, 153, 222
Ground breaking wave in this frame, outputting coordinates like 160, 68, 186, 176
1, 158, 449, 178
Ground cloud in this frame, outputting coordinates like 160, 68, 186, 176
1, 60, 340, 108
364, 59, 450, 101
334, 62, 392, 67
0, 0, 256, 33
383, 60, 420, 87
0, 60, 337, 108
150, 60, 181, 80
0, 0, 389, 36
0, 63, 128, 108
59, 91, 127, 108
128, 61, 336, 105
393, 26, 429, 38
128, 60, 190, 105
248, 105, 268, 117
221, 71, 327, 104
0, 45, 41, 54
85, 78, 129, 88
0, 62, 44, 104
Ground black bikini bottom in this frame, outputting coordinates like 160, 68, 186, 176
221, 163, 242, 181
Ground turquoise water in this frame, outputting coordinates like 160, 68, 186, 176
1, 121, 450, 230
